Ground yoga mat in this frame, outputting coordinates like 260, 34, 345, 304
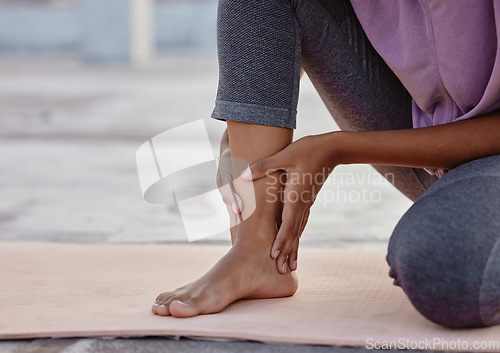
1, 242, 499, 352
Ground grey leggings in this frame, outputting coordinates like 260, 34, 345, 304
211, 0, 500, 328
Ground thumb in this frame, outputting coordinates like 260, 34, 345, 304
241, 156, 280, 181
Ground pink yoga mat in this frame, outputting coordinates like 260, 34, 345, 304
0, 242, 499, 351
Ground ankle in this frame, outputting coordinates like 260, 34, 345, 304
233, 217, 276, 251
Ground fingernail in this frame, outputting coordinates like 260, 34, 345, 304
231, 202, 239, 214
292, 260, 297, 270
282, 262, 287, 272
272, 249, 280, 258
235, 194, 243, 211
240, 167, 252, 180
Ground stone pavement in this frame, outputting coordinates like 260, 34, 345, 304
0, 55, 416, 352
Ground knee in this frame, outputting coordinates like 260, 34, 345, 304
388, 240, 484, 328
387, 191, 500, 328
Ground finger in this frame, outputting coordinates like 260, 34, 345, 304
217, 154, 243, 213
271, 188, 308, 259
288, 239, 299, 271
277, 249, 291, 274
287, 207, 309, 271
228, 184, 243, 214
227, 205, 237, 244
218, 181, 243, 213
241, 155, 282, 181
276, 207, 306, 274
272, 213, 302, 260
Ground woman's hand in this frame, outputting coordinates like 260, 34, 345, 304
241, 133, 339, 273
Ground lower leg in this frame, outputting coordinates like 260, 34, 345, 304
152, 122, 298, 318
152, 0, 302, 318
228, 121, 293, 247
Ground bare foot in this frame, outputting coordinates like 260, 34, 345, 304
152, 228, 298, 318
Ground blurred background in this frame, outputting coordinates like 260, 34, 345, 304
0, 0, 217, 60
0, 0, 412, 247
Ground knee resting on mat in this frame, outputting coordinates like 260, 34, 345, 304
387, 156, 500, 328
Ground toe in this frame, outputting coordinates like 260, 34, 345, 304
151, 303, 160, 315
156, 293, 175, 305
156, 304, 171, 316
169, 299, 201, 318
155, 292, 169, 303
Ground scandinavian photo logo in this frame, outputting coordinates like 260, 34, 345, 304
136, 120, 255, 241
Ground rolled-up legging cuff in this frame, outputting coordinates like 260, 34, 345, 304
211, 100, 296, 129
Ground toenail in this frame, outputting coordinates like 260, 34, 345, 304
153, 303, 159, 307
160, 304, 167, 308
281, 262, 286, 272
272, 249, 280, 258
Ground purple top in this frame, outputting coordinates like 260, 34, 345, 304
350, 0, 500, 176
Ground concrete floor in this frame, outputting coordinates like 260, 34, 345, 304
0, 55, 418, 352
0, 338, 441, 353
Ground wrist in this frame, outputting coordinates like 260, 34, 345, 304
322, 131, 351, 167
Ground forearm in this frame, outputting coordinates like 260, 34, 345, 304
331, 113, 500, 170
